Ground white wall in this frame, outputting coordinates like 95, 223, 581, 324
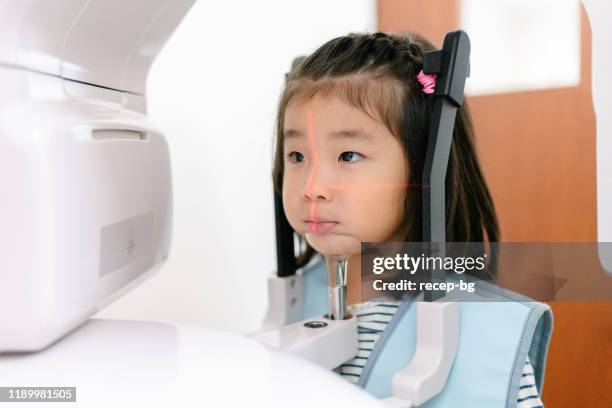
94, 0, 376, 333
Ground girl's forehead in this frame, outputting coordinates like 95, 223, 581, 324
284, 95, 383, 130
283, 96, 399, 146
286, 94, 355, 112
282, 75, 404, 136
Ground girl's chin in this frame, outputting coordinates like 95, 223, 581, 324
304, 232, 361, 260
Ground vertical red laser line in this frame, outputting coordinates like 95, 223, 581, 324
306, 110, 319, 232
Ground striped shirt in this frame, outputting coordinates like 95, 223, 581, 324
338, 301, 544, 407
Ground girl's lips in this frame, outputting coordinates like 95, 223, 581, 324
305, 221, 338, 235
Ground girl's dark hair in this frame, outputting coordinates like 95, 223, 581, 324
272, 32, 500, 278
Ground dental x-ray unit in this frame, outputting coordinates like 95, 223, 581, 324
255, 30, 471, 408
0, 1, 383, 406
0, 0, 191, 351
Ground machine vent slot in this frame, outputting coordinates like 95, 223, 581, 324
92, 129, 146, 141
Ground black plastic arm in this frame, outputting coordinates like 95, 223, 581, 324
274, 189, 297, 277
421, 30, 471, 301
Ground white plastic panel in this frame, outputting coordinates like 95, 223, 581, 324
0, 70, 172, 352
0, 0, 195, 94
61, 0, 167, 93
122, 0, 196, 95
99, 213, 155, 277
0, 0, 86, 75
583, 0, 612, 275
0, 319, 382, 407
62, 0, 195, 94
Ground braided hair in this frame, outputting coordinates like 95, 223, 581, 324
272, 32, 499, 279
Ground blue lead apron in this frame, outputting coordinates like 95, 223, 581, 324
299, 259, 553, 407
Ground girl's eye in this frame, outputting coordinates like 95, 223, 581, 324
339, 151, 364, 162
287, 151, 304, 163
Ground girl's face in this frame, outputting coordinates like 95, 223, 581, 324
282, 95, 409, 257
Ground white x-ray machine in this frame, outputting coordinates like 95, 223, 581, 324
0, 1, 381, 406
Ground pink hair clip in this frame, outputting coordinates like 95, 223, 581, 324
417, 69, 437, 94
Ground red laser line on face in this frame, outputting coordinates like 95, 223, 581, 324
302, 111, 431, 232
328, 183, 429, 190
305, 110, 320, 231
303, 112, 420, 191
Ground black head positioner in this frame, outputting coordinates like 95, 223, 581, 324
420, 30, 471, 301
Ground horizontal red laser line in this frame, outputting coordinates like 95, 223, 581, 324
328, 183, 430, 189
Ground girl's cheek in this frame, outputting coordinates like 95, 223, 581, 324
282, 184, 299, 226
346, 192, 382, 237
357, 188, 384, 211
359, 189, 406, 241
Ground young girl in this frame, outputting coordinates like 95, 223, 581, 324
272, 32, 544, 407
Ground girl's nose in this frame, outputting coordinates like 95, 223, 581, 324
301, 162, 333, 202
